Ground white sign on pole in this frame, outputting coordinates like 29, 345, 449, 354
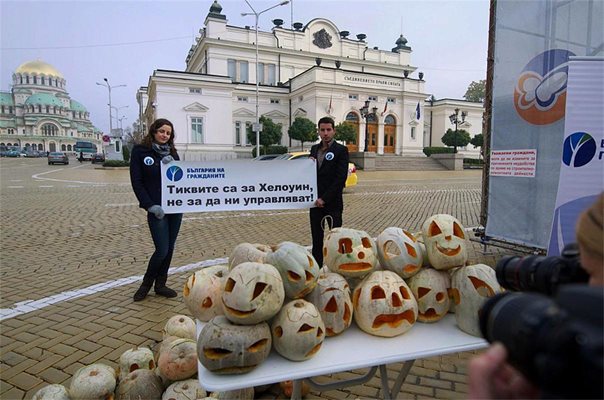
490, 149, 537, 177
161, 159, 317, 213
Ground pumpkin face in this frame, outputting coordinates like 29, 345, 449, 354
352, 271, 418, 337
451, 264, 502, 336
69, 363, 117, 400
32, 384, 70, 400
222, 262, 285, 325
163, 315, 196, 340
229, 243, 270, 269
265, 241, 320, 299
406, 267, 450, 322
198, 315, 271, 374
422, 214, 468, 270
157, 338, 198, 381
271, 300, 325, 361
376, 227, 423, 279
118, 346, 155, 382
115, 369, 163, 400
306, 272, 353, 336
323, 228, 378, 278
183, 264, 228, 322
163, 379, 207, 400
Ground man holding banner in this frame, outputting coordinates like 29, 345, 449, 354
309, 116, 350, 267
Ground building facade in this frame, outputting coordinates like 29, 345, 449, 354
138, 1, 483, 161
0, 60, 102, 153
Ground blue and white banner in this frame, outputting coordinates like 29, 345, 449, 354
161, 159, 317, 213
547, 57, 604, 255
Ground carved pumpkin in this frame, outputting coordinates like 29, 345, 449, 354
280, 380, 310, 397
229, 243, 270, 269
265, 241, 320, 299
118, 346, 155, 382
306, 272, 353, 336
69, 363, 117, 400
163, 315, 196, 340
376, 227, 423, 279
271, 300, 325, 361
222, 262, 285, 325
323, 227, 377, 278
32, 384, 70, 400
197, 315, 271, 374
183, 264, 228, 322
406, 267, 450, 322
157, 338, 198, 381
422, 214, 468, 270
115, 369, 163, 400
451, 264, 503, 336
163, 379, 207, 400
352, 271, 418, 337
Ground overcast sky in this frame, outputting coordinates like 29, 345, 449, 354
0, 0, 489, 134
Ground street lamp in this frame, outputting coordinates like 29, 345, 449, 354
359, 99, 378, 152
242, 0, 289, 157
110, 105, 129, 129
448, 108, 467, 153
96, 78, 126, 137
118, 116, 128, 132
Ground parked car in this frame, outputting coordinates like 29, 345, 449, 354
5, 149, 20, 157
253, 154, 280, 161
275, 151, 358, 187
48, 151, 69, 165
91, 153, 105, 164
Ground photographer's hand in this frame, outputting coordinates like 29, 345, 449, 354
468, 343, 539, 399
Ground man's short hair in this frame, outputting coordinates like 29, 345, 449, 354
317, 116, 335, 129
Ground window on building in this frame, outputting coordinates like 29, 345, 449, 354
189, 87, 202, 93
411, 126, 416, 140
235, 121, 242, 146
191, 117, 203, 143
41, 124, 57, 136
227, 59, 237, 81
270, 98, 280, 104
240, 61, 249, 83
8, 129, 14, 135
245, 122, 252, 146
33, 76, 37, 84
267, 64, 276, 85
41, 77, 45, 85
61, 144, 66, 151
349, 94, 358, 100
368, 95, 378, 101
237, 96, 248, 102
26, 76, 30, 84
45, 105, 50, 113
8, 106, 13, 114
346, 112, 360, 122
257, 62, 264, 84
387, 97, 396, 103
0, 106, 4, 114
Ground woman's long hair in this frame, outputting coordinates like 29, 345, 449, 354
141, 118, 177, 156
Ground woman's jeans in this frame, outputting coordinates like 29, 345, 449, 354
143, 212, 183, 288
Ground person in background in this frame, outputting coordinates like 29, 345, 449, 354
129, 118, 182, 302
467, 192, 604, 399
309, 116, 349, 267
78, 151, 84, 163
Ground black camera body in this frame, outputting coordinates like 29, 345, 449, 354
479, 245, 603, 399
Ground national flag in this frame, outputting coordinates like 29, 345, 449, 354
416, 102, 421, 120
381, 101, 388, 116
327, 94, 333, 114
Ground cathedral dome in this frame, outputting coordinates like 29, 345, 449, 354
15, 60, 63, 78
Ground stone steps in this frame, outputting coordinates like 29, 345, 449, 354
373, 155, 448, 171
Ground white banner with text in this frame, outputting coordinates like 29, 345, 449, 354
161, 159, 317, 213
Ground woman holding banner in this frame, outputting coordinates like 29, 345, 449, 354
129, 118, 182, 302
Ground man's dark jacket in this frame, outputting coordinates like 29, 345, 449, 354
310, 140, 349, 211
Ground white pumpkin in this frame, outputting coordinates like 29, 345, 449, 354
323, 227, 378, 278
222, 262, 285, 325
32, 384, 70, 400
183, 264, 228, 322
229, 243, 270, 269
157, 338, 198, 381
115, 369, 163, 400
352, 271, 418, 337
163, 379, 207, 400
406, 267, 450, 322
163, 315, 196, 340
421, 214, 468, 270
306, 272, 353, 336
271, 299, 325, 361
70, 363, 117, 400
198, 315, 271, 374
265, 241, 320, 299
118, 346, 155, 381
451, 264, 502, 336
376, 227, 423, 279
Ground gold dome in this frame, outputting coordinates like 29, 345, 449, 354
15, 60, 63, 78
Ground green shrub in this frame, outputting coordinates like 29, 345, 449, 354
252, 145, 288, 157
423, 147, 455, 157
463, 158, 484, 165
122, 146, 130, 162
103, 160, 130, 167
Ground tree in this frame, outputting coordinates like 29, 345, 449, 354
470, 133, 484, 159
441, 128, 471, 149
463, 79, 486, 103
288, 117, 317, 150
246, 116, 283, 155
335, 122, 356, 144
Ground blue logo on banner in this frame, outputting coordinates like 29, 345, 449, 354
166, 165, 184, 182
562, 132, 597, 167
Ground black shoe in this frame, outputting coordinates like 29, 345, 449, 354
155, 286, 177, 298
133, 285, 152, 302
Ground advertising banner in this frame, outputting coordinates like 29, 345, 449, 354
161, 159, 317, 213
547, 57, 604, 255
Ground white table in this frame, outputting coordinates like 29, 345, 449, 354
197, 315, 487, 399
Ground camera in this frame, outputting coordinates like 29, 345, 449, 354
495, 243, 589, 295
479, 245, 603, 399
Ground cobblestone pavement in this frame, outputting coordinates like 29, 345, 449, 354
0, 157, 518, 399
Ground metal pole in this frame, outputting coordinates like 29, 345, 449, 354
453, 108, 459, 153
255, 13, 260, 157
364, 114, 369, 152
105, 78, 113, 136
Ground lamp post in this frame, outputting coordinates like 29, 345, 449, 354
448, 108, 467, 153
96, 78, 126, 137
242, 0, 289, 157
110, 105, 129, 135
359, 99, 378, 152
118, 116, 128, 132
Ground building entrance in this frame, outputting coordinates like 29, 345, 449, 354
384, 115, 396, 154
